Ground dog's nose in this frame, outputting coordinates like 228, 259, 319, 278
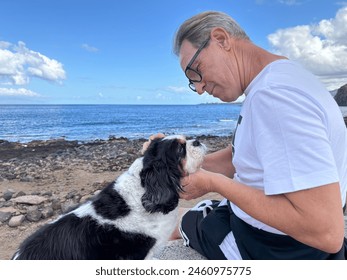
192, 140, 201, 147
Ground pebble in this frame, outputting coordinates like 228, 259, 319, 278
8, 215, 25, 227
51, 198, 62, 211
3, 190, 15, 201
41, 206, 54, 219
26, 208, 42, 222
61, 200, 79, 213
0, 211, 12, 223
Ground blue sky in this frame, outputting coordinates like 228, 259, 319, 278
1, 0, 347, 104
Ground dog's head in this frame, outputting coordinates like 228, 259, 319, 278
140, 135, 206, 214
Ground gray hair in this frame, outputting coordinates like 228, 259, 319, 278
173, 11, 250, 56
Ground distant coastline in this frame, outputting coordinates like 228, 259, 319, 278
199, 102, 243, 105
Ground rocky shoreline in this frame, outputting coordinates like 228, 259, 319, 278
0, 135, 232, 259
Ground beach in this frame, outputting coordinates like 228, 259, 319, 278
0, 135, 228, 259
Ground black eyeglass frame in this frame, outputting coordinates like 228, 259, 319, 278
184, 38, 210, 92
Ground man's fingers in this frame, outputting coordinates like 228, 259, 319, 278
141, 133, 165, 155
149, 133, 165, 140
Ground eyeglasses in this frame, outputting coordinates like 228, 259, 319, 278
184, 38, 210, 92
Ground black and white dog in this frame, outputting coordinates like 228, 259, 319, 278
12, 135, 206, 260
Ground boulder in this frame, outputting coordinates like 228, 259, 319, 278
334, 84, 347, 106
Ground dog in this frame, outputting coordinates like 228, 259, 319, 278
12, 135, 206, 260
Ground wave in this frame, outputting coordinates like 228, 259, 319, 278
78, 121, 127, 127
219, 119, 234, 122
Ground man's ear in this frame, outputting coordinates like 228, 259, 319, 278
210, 27, 231, 51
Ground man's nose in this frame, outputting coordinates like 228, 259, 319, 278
194, 82, 205, 95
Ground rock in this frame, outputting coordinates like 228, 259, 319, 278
66, 191, 77, 200
26, 208, 42, 222
41, 206, 54, 219
80, 194, 92, 204
1, 201, 13, 207
51, 198, 62, 210
20, 176, 34, 182
61, 200, 79, 213
155, 240, 206, 260
334, 84, 347, 106
8, 215, 25, 227
42, 191, 53, 197
3, 190, 15, 201
0, 206, 17, 214
0, 211, 12, 223
14, 191, 26, 198
12, 195, 48, 205
31, 191, 41, 196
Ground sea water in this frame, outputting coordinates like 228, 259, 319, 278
0, 104, 242, 142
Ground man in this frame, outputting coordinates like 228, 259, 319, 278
170, 11, 347, 259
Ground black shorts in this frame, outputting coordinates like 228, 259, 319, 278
179, 199, 233, 260
180, 199, 347, 260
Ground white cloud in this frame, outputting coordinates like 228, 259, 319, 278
81, 43, 99, 53
267, 6, 347, 89
278, 0, 301, 6
0, 87, 40, 97
256, 0, 302, 5
165, 86, 190, 93
0, 41, 66, 86
0, 41, 11, 49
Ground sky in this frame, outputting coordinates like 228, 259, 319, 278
0, 0, 347, 105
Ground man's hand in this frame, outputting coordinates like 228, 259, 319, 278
141, 133, 165, 155
180, 169, 214, 200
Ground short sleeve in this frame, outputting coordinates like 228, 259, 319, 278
251, 86, 339, 195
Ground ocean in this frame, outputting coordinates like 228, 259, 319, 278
0, 104, 242, 143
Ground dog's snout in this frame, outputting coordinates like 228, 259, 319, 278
192, 140, 201, 147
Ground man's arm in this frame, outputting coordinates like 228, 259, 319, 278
202, 145, 235, 178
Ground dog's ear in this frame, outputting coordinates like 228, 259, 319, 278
140, 138, 183, 214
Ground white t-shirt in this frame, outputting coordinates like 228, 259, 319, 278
230, 60, 347, 234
